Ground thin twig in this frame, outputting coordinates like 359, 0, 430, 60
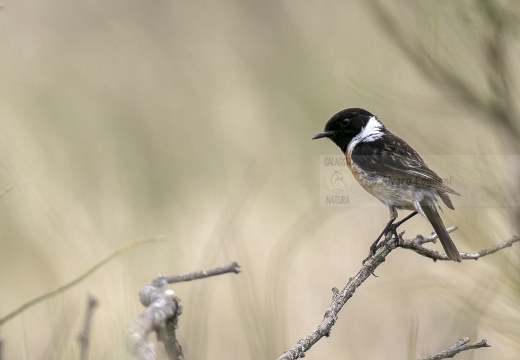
418, 337, 490, 360
400, 234, 520, 261
163, 262, 241, 284
276, 231, 518, 360
0, 236, 164, 326
77, 294, 99, 360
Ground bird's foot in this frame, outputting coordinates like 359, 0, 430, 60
362, 214, 416, 266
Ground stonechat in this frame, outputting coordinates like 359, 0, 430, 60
313, 108, 462, 262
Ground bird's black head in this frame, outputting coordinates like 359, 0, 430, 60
312, 108, 380, 153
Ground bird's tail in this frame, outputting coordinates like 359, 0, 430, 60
419, 200, 462, 262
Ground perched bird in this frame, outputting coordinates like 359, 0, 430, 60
313, 108, 462, 262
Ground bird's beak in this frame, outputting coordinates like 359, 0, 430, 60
312, 131, 334, 140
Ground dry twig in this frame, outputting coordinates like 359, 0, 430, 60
418, 337, 490, 360
276, 232, 518, 360
128, 262, 241, 360
163, 262, 241, 284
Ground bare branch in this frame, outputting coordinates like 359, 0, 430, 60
418, 337, 490, 360
400, 234, 520, 261
276, 232, 397, 360
276, 231, 518, 360
163, 262, 241, 284
128, 262, 241, 360
127, 289, 183, 360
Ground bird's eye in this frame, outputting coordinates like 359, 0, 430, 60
341, 118, 350, 126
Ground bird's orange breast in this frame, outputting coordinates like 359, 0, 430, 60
345, 150, 368, 191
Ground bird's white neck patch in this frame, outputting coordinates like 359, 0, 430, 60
347, 116, 384, 154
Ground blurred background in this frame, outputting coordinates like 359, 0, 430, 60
0, 0, 519, 359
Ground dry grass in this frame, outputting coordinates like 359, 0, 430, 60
0, 1, 518, 359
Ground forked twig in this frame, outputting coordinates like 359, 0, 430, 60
418, 337, 490, 360
276, 231, 517, 360
128, 262, 241, 360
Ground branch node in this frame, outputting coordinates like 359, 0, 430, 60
331, 287, 339, 298
276, 229, 517, 359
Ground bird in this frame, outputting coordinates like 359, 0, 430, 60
313, 108, 462, 262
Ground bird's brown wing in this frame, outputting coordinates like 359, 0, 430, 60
351, 133, 460, 199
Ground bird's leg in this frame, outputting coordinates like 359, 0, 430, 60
392, 211, 418, 229
386, 211, 418, 250
369, 217, 396, 255
363, 213, 397, 265
363, 210, 419, 265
